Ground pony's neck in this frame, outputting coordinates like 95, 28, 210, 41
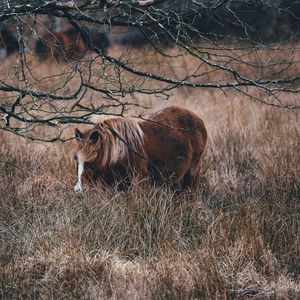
100, 118, 144, 168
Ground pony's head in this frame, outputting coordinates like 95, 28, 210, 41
73, 126, 102, 197
73, 118, 144, 197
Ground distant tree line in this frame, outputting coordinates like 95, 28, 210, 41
1, 0, 300, 43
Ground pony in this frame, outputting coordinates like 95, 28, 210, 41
0, 28, 19, 59
35, 26, 110, 62
73, 106, 207, 196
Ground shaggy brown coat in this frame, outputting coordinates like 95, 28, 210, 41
74, 106, 207, 192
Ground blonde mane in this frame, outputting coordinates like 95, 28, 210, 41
79, 117, 144, 169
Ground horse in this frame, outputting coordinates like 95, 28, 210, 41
35, 27, 110, 62
73, 106, 207, 196
0, 28, 19, 59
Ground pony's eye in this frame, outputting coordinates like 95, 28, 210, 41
74, 155, 78, 161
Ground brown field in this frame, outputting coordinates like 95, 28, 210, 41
0, 44, 300, 299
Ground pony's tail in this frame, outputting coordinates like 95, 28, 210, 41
35, 39, 48, 60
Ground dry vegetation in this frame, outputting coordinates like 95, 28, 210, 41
0, 44, 300, 299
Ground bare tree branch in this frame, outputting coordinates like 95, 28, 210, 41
0, 0, 300, 141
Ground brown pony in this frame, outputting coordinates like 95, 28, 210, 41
35, 27, 109, 62
74, 106, 207, 196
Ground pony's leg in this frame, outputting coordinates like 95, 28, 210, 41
169, 157, 192, 187
133, 157, 148, 180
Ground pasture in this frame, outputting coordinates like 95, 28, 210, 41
0, 44, 299, 299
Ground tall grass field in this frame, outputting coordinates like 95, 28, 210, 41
0, 45, 299, 299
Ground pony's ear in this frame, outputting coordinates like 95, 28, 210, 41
89, 130, 100, 144
75, 128, 83, 141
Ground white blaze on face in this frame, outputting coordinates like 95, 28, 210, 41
74, 157, 84, 196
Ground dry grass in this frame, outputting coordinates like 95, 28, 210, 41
0, 45, 300, 299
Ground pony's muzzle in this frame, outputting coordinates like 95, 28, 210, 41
74, 183, 84, 198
